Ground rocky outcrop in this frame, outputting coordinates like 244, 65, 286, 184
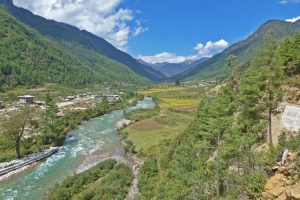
286, 182, 300, 200
260, 151, 300, 200
264, 173, 286, 197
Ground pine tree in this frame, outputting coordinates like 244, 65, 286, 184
259, 32, 284, 146
42, 92, 59, 144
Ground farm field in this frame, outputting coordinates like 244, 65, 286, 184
125, 110, 193, 154
158, 97, 200, 108
138, 86, 186, 96
123, 85, 207, 155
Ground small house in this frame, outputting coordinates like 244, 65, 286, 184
106, 95, 121, 103
19, 95, 35, 104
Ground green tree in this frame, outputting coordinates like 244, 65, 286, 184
0, 107, 35, 158
227, 55, 238, 101
42, 92, 59, 144
259, 32, 284, 146
101, 96, 109, 109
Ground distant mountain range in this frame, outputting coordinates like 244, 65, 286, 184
173, 19, 300, 80
0, 0, 166, 82
1, 0, 299, 85
138, 57, 209, 78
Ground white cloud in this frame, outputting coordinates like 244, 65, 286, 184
279, 0, 300, 4
138, 52, 195, 64
194, 39, 228, 57
138, 39, 229, 64
12, 0, 147, 51
133, 19, 149, 36
286, 16, 300, 23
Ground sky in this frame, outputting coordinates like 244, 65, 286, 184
13, 0, 300, 64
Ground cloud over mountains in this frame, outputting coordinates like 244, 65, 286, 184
13, 0, 147, 51
286, 16, 300, 23
138, 39, 228, 64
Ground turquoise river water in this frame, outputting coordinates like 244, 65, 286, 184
0, 97, 155, 200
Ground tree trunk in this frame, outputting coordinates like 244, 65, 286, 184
16, 138, 21, 159
268, 109, 273, 146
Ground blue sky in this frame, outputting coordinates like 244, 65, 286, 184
126, 0, 300, 62
14, 0, 300, 63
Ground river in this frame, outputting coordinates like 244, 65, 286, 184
0, 97, 155, 200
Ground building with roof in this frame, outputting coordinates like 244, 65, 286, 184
18, 95, 35, 104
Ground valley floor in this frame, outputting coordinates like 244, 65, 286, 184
122, 85, 206, 156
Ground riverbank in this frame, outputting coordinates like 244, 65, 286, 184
0, 93, 143, 163
0, 96, 142, 182
0, 147, 60, 179
73, 98, 153, 200
0, 97, 153, 200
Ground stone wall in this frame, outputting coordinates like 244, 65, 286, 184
282, 105, 300, 132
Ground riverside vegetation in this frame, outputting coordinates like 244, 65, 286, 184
47, 160, 132, 200
0, 90, 142, 161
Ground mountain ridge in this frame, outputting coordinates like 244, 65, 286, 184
172, 19, 300, 80
0, 6, 150, 89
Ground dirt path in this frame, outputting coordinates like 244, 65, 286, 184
125, 156, 144, 200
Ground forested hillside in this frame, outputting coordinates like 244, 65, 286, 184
0, 0, 166, 82
174, 19, 300, 81
0, 7, 150, 90
138, 32, 300, 199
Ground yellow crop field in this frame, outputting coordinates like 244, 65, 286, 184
159, 98, 199, 108
138, 86, 186, 96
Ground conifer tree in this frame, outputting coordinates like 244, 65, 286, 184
259, 32, 284, 146
42, 92, 59, 143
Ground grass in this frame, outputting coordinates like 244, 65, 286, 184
124, 110, 194, 155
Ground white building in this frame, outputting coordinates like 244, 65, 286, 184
19, 95, 35, 104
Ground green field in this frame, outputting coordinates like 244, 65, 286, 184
123, 85, 207, 155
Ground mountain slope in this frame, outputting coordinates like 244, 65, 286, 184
0, 0, 166, 81
174, 19, 300, 80
0, 7, 150, 89
139, 57, 209, 78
